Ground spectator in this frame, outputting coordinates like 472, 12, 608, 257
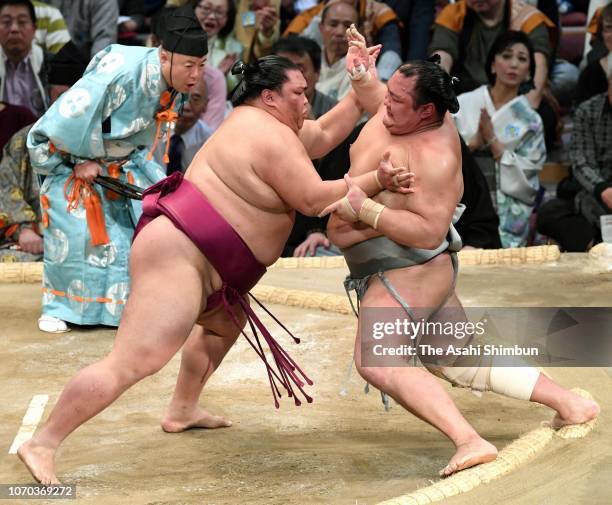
234, 0, 281, 62
537, 71, 612, 251
585, 1, 610, 66
118, 0, 146, 46
384, 0, 434, 60
429, 0, 559, 149
533, 0, 579, 108
453, 31, 546, 248
201, 63, 228, 129
0, 0, 49, 116
576, 2, 612, 105
314, 0, 357, 101
294, 0, 318, 12
32, 0, 70, 53
285, 0, 402, 81
144, 0, 166, 16
279, 1, 320, 32
154, 77, 213, 173
272, 34, 337, 118
0, 101, 36, 158
192, 0, 244, 92
45, 0, 118, 58
0, 41, 87, 262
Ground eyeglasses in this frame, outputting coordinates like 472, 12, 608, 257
0, 16, 33, 29
196, 4, 227, 19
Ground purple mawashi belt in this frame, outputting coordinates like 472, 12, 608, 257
133, 172, 313, 408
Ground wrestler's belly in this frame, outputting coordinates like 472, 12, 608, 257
186, 169, 295, 266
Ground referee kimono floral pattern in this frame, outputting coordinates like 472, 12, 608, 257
27, 44, 180, 326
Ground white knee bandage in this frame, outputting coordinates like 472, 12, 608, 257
433, 361, 540, 401
489, 364, 540, 401
434, 366, 491, 394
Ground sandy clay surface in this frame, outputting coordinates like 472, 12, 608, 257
0, 253, 611, 504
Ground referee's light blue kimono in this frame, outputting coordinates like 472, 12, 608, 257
27, 44, 184, 326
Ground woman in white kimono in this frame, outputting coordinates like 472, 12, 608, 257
453, 31, 546, 248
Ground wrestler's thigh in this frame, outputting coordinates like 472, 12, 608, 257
111, 217, 210, 366
419, 290, 467, 325
418, 291, 473, 366
353, 318, 417, 382
198, 300, 247, 341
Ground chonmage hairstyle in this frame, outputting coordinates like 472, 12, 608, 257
230, 55, 300, 107
398, 58, 460, 117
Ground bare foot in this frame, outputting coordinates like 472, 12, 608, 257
161, 407, 232, 433
552, 391, 600, 429
17, 439, 61, 486
440, 437, 498, 477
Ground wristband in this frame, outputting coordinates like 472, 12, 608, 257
374, 170, 384, 190
340, 195, 359, 222
359, 198, 385, 229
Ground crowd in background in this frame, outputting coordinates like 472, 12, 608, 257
0, 0, 610, 268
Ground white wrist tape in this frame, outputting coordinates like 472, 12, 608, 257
358, 198, 385, 229
349, 63, 371, 82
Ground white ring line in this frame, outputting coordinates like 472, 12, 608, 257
9, 394, 49, 454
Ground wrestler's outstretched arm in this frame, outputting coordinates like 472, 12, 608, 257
260, 131, 412, 217
298, 89, 366, 160
344, 24, 387, 116
297, 27, 383, 159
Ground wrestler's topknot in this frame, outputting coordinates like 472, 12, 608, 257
398, 60, 460, 116
230, 55, 300, 107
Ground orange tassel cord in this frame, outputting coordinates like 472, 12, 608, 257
40, 195, 50, 229
147, 92, 179, 163
64, 174, 109, 246
105, 162, 123, 200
